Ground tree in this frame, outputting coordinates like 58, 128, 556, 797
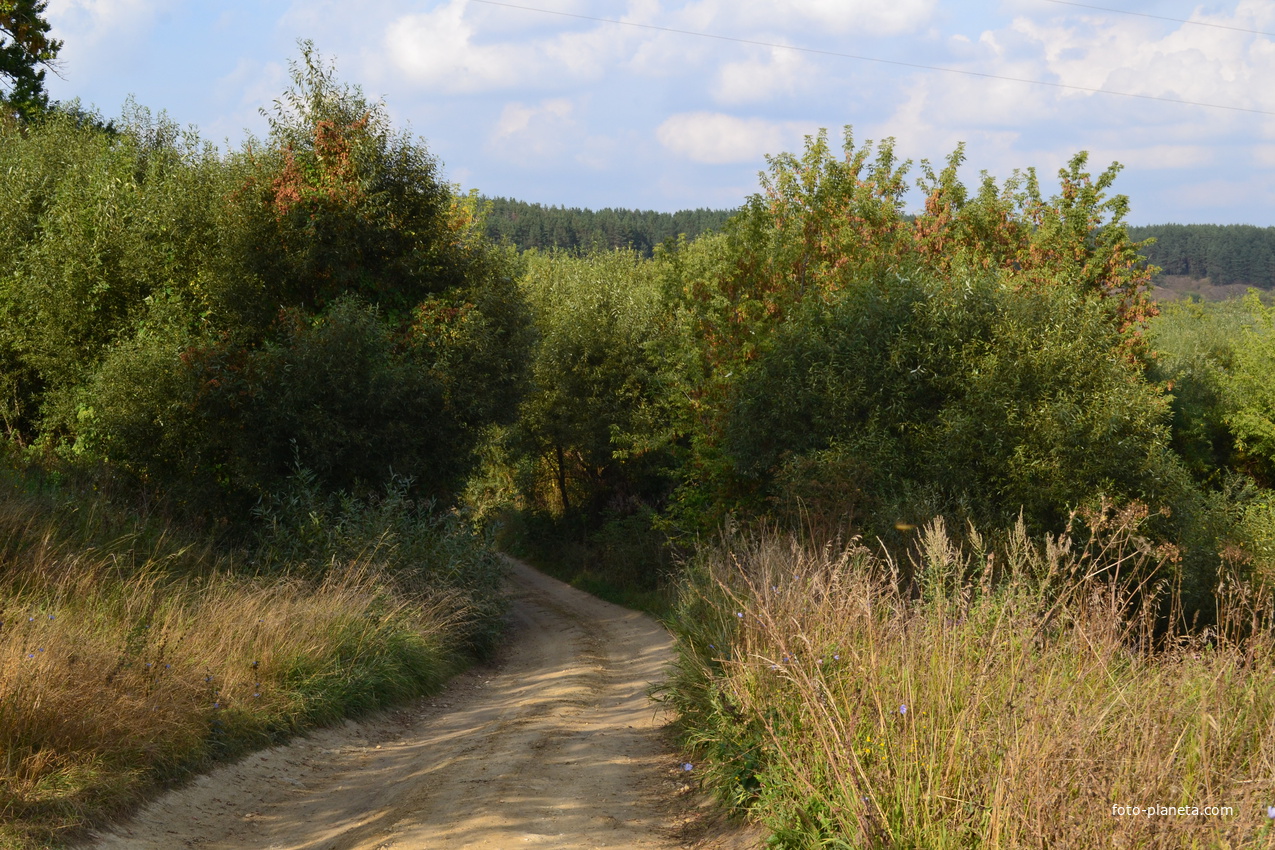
511, 249, 670, 515
0, 0, 61, 121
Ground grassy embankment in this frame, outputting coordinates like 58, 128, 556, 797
0, 469, 504, 850
662, 508, 1275, 848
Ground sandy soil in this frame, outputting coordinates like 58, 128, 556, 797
80, 559, 760, 850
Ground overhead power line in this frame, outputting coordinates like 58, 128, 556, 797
1040, 0, 1275, 39
468, 0, 1275, 117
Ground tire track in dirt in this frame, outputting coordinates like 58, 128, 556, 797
82, 559, 759, 850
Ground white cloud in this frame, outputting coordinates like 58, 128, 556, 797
1089, 144, 1214, 171
488, 97, 579, 164
1007, 3, 1275, 112
713, 47, 806, 105
47, 0, 173, 43
383, 0, 636, 94
656, 112, 811, 165
676, 0, 937, 36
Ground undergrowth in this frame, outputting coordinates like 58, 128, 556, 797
662, 504, 1275, 848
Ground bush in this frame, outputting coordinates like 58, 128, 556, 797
0, 47, 532, 509
727, 267, 1182, 537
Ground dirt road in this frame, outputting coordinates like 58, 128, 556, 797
83, 560, 757, 850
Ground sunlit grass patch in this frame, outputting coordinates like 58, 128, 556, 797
0, 476, 495, 849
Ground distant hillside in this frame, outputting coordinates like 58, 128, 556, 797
482, 197, 735, 255
1130, 223, 1275, 289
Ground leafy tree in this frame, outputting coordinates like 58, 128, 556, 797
1146, 298, 1255, 484
660, 127, 1159, 532
0, 45, 531, 509
1130, 224, 1275, 289
1224, 292, 1275, 486
482, 197, 733, 256
727, 267, 1181, 535
510, 249, 671, 515
0, 0, 60, 121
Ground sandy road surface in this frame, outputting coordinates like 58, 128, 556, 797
83, 560, 757, 850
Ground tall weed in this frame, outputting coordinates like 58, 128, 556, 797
0, 469, 496, 848
664, 507, 1275, 847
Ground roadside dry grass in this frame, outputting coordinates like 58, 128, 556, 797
664, 506, 1275, 848
0, 479, 482, 849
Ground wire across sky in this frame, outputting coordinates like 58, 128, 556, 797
469, 0, 1275, 117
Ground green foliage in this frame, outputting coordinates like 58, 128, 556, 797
492, 248, 679, 603
1225, 292, 1275, 463
659, 128, 1159, 535
0, 104, 227, 440
0, 0, 60, 121
232, 45, 495, 323
1147, 298, 1254, 483
482, 196, 732, 256
0, 45, 531, 509
727, 268, 1180, 535
509, 249, 673, 517
252, 468, 509, 656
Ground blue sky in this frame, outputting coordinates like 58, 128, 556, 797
41, 1, 1275, 224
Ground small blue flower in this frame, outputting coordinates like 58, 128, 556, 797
899, 704, 908, 715
682, 763, 693, 772
1267, 805, 1275, 819
736, 612, 743, 618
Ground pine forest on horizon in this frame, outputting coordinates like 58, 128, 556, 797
485, 197, 1275, 291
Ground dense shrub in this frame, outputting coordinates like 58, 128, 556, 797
0, 47, 531, 509
727, 267, 1182, 536
658, 129, 1159, 536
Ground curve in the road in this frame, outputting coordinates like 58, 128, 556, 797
83, 559, 750, 850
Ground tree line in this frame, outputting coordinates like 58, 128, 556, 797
1129, 223, 1275, 288
481, 205, 1275, 293
481, 197, 732, 256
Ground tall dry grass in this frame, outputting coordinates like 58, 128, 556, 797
0, 480, 477, 849
664, 505, 1275, 848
